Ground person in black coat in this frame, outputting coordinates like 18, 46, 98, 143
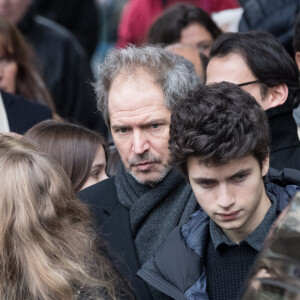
33, 0, 99, 60
1, 90, 52, 134
79, 45, 198, 300
238, 0, 300, 58
206, 31, 300, 171
0, 0, 107, 136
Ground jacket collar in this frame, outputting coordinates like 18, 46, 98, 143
182, 183, 300, 255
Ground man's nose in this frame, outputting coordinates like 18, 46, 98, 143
132, 130, 150, 154
216, 184, 235, 208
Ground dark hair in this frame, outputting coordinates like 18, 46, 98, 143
210, 31, 300, 108
25, 120, 108, 193
0, 16, 55, 111
169, 82, 270, 176
148, 3, 222, 46
293, 12, 300, 52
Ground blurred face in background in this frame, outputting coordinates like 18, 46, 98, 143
166, 43, 205, 80
0, 35, 17, 93
180, 23, 214, 57
0, 0, 31, 24
80, 145, 108, 191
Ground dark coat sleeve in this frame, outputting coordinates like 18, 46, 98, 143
3, 91, 52, 134
79, 177, 154, 300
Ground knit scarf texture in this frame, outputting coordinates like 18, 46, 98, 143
115, 164, 198, 265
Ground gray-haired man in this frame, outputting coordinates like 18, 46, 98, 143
79, 45, 198, 299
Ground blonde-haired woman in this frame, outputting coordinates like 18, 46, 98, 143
0, 135, 134, 300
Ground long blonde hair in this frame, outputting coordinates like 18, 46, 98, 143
0, 135, 131, 300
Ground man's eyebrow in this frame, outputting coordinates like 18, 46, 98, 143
191, 176, 217, 183
191, 168, 253, 182
111, 119, 167, 129
228, 168, 252, 179
141, 119, 167, 126
111, 124, 128, 130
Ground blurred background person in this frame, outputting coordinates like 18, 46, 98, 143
239, 0, 300, 58
116, 0, 237, 48
0, 15, 55, 135
25, 120, 109, 193
0, 0, 107, 136
91, 0, 127, 72
0, 134, 134, 300
0, 89, 51, 134
0, 16, 55, 112
148, 3, 222, 57
165, 43, 207, 82
33, 0, 99, 60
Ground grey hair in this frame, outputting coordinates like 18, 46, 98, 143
94, 44, 194, 126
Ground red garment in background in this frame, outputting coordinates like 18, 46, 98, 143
116, 0, 239, 48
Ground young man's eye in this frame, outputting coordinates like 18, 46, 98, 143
199, 180, 215, 188
232, 174, 246, 182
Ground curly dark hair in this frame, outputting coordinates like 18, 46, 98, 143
169, 82, 270, 176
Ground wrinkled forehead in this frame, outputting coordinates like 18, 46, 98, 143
108, 68, 164, 105
107, 68, 168, 121
112, 67, 158, 86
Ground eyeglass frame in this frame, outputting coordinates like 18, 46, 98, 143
237, 80, 261, 87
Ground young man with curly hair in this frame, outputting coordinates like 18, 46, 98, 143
138, 82, 300, 300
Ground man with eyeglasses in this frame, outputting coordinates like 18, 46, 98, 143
206, 31, 300, 171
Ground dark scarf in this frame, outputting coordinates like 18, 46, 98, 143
115, 164, 198, 265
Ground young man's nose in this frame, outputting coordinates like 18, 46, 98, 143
216, 184, 235, 208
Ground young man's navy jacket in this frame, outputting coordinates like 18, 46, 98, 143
137, 183, 300, 300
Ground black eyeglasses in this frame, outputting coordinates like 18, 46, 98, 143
237, 80, 261, 87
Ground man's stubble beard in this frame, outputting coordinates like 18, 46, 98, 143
126, 151, 172, 186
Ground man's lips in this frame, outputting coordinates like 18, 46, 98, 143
133, 162, 155, 171
217, 210, 240, 221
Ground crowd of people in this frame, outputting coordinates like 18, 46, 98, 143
0, 0, 300, 299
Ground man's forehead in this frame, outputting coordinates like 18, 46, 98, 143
111, 68, 157, 87
206, 53, 254, 85
108, 69, 168, 120
187, 155, 256, 175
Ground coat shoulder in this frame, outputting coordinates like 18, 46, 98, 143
78, 176, 119, 226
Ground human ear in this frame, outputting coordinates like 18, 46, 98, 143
261, 156, 270, 177
264, 83, 288, 109
295, 52, 300, 71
